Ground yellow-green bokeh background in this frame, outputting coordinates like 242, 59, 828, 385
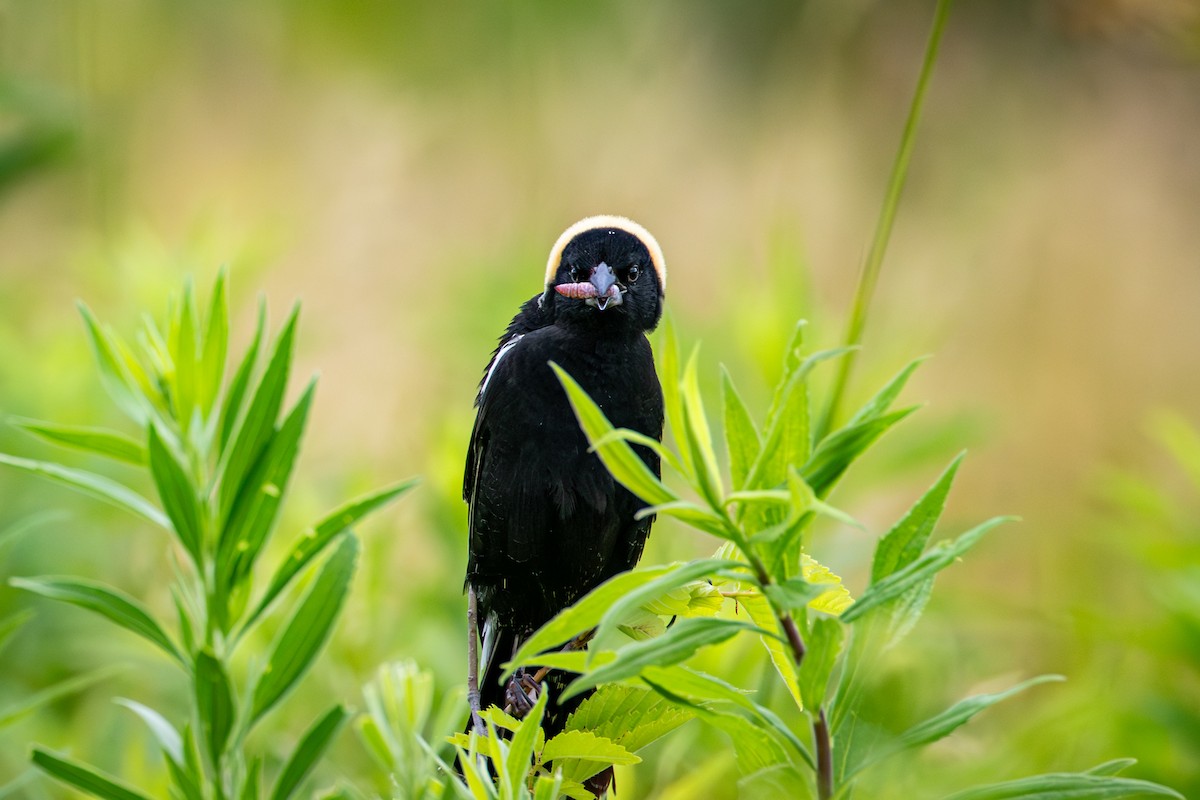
2, 1, 1199, 797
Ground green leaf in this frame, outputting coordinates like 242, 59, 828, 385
550, 361, 675, 507
656, 314, 690, 475
504, 689, 547, 794
199, 269, 229, 418
842, 516, 1013, 623
241, 758, 262, 800
251, 533, 358, 723
802, 407, 917, 499
681, 347, 723, 505
900, 675, 1064, 749
798, 617, 844, 711
565, 683, 693, 754
245, 478, 416, 632
506, 559, 743, 677
219, 306, 299, 522
764, 578, 825, 613
31, 748, 154, 800
173, 279, 200, 425
872, 453, 964, 582
0, 666, 119, 729
939, 769, 1184, 800
195, 650, 235, 765
10, 418, 145, 464
543, 730, 640, 786
219, 298, 266, 454
0, 453, 168, 529
269, 705, 349, 800
11, 576, 183, 664
148, 425, 204, 566
847, 357, 927, 428
114, 698, 184, 764
561, 617, 768, 701
78, 302, 147, 425
0, 609, 34, 658
219, 380, 316, 595
721, 366, 761, 492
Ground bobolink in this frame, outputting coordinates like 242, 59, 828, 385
464, 216, 667, 741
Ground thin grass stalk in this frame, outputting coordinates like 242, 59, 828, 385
816, 0, 954, 440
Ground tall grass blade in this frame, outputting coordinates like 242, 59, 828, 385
268, 705, 349, 800
0, 453, 168, 528
31, 748, 154, 800
10, 418, 145, 465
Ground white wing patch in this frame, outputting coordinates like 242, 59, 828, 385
479, 333, 524, 399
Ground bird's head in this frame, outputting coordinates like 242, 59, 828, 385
540, 215, 666, 332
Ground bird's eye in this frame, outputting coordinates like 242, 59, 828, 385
626, 265, 640, 283
569, 264, 587, 282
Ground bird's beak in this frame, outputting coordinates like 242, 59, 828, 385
590, 263, 618, 311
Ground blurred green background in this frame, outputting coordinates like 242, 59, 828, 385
2, 1, 1199, 797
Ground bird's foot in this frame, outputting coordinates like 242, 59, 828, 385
504, 668, 541, 718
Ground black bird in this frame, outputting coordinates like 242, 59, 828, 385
464, 215, 666, 741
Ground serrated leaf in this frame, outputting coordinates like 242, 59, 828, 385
763, 578, 824, 613
269, 705, 348, 800
802, 555, 855, 616
938, 770, 1184, 800
148, 425, 204, 566
542, 730, 640, 786
802, 408, 917, 499
78, 302, 147, 425
32, 748, 154, 800
551, 362, 675, 507
561, 617, 767, 701
847, 357, 927, 427
721, 365, 761, 492
245, 478, 415, 633
873, 453, 964, 582
218, 380, 315, 597
0, 453, 168, 529
11, 576, 182, 664
195, 650, 235, 765
219, 306, 299, 522
251, 533, 357, 723
199, 269, 229, 418
842, 516, 1013, 623
733, 586, 801, 707
565, 683, 693, 754
11, 418, 145, 464
506, 559, 743, 678
900, 675, 1064, 749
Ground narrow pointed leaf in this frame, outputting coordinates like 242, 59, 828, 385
842, 516, 1014, 623
241, 758, 262, 800
798, 617, 843, 711
801, 407, 917, 499
551, 362, 675, 507
900, 675, 1064, 749
847, 357, 927, 427
939, 771, 1183, 800
269, 705, 349, 800
504, 690, 547, 790
219, 298, 266, 453
0, 666, 120, 728
721, 366, 760, 491
682, 347, 723, 504
195, 650, 235, 765
78, 302, 147, 424
32, 749, 154, 800
873, 453, 964, 582
148, 425, 204, 565
173, 280, 200, 424
251, 533, 358, 722
11, 418, 145, 464
219, 380, 315, 593
219, 306, 299, 521
246, 478, 416, 631
0, 609, 34, 658
115, 698, 184, 764
656, 315, 691, 474
199, 269, 229, 417
0, 453, 168, 528
11, 576, 182, 664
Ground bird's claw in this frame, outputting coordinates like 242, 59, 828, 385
504, 669, 541, 718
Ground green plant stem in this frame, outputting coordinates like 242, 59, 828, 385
816, 0, 954, 440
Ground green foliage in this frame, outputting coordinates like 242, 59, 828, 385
0, 274, 413, 799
